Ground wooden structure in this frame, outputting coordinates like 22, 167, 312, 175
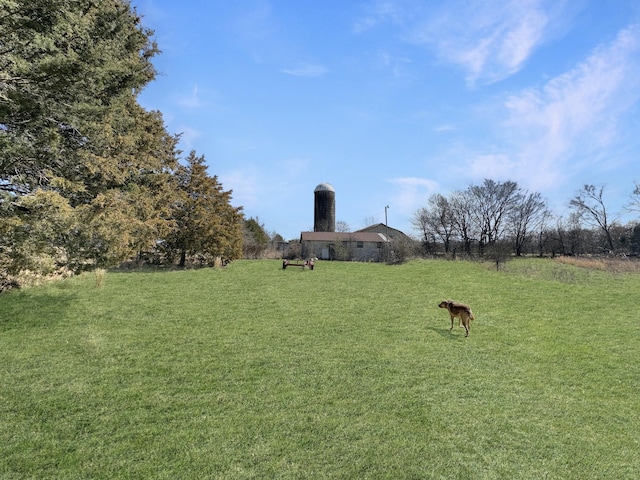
355, 223, 413, 243
282, 259, 315, 270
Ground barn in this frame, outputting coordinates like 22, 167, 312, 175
355, 223, 413, 243
300, 231, 388, 262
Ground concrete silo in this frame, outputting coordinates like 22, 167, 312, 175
314, 183, 335, 232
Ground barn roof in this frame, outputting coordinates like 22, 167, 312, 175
300, 231, 387, 242
355, 223, 411, 241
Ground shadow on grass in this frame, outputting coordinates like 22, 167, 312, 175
425, 326, 468, 340
0, 290, 77, 332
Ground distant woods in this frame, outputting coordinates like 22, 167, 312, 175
1, 1, 243, 288
413, 179, 640, 259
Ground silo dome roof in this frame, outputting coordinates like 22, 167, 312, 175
314, 183, 335, 193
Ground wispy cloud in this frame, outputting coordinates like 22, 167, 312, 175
417, 0, 559, 85
233, 1, 277, 43
388, 177, 439, 214
475, 23, 640, 190
219, 169, 260, 207
468, 153, 532, 184
220, 157, 312, 210
513, 24, 639, 178
177, 85, 203, 108
282, 63, 329, 77
376, 51, 412, 78
357, 0, 563, 85
353, 1, 407, 34
434, 124, 455, 133
176, 126, 202, 150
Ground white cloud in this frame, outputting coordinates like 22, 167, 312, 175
233, 1, 277, 43
357, 0, 561, 85
376, 51, 412, 78
282, 63, 329, 77
177, 85, 203, 108
434, 123, 455, 133
219, 169, 260, 207
499, 23, 640, 189
220, 157, 312, 210
176, 126, 202, 150
388, 177, 439, 214
353, 1, 407, 34
421, 0, 555, 85
468, 154, 521, 180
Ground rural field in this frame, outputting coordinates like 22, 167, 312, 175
1, 258, 639, 479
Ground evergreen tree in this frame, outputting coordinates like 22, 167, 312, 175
1, 0, 180, 278
164, 152, 243, 267
1, 0, 160, 197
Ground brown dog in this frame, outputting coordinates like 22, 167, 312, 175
438, 300, 475, 337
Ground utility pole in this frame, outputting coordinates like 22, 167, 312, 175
385, 205, 390, 261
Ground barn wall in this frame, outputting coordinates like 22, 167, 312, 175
302, 240, 383, 262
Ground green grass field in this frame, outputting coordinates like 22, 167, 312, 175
1, 259, 639, 479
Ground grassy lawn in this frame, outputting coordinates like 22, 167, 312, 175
1, 259, 639, 479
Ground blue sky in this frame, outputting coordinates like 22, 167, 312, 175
132, 0, 640, 240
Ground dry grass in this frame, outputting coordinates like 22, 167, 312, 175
94, 268, 107, 287
554, 255, 640, 273
12, 268, 74, 289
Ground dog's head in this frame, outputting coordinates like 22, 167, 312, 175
438, 300, 450, 309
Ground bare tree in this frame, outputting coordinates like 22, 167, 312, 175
363, 216, 377, 227
535, 210, 555, 257
336, 220, 351, 233
556, 212, 589, 256
555, 216, 568, 256
412, 208, 434, 254
467, 179, 520, 254
627, 181, 640, 215
412, 194, 456, 254
569, 185, 616, 252
508, 191, 548, 256
429, 194, 456, 253
449, 190, 475, 256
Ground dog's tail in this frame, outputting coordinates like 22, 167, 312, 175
468, 309, 475, 321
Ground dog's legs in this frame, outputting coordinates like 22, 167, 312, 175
449, 315, 455, 331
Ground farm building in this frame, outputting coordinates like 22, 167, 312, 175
290, 182, 410, 262
355, 223, 413, 243
300, 231, 388, 262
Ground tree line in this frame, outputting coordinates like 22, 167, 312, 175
1, 0, 245, 289
412, 179, 640, 259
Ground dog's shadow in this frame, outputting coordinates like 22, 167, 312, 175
426, 326, 466, 340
